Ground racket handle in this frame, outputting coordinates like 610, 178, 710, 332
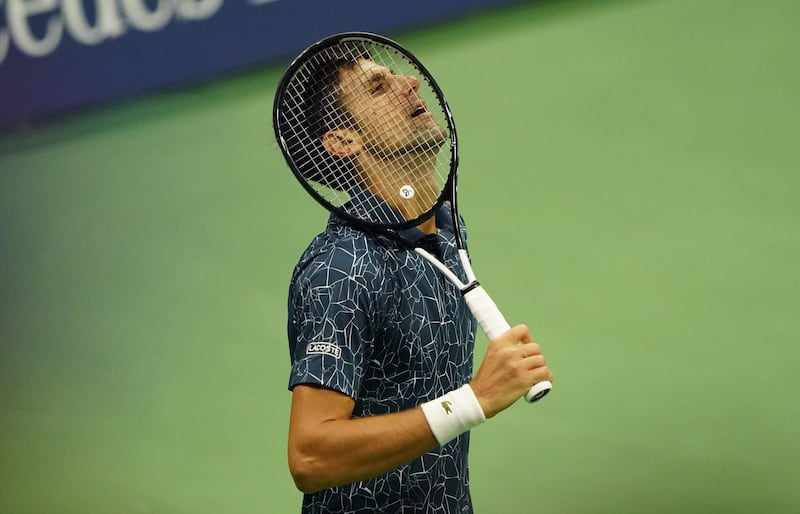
462, 285, 552, 404
525, 380, 553, 403
462, 284, 511, 340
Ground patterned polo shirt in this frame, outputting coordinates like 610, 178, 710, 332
287, 202, 478, 513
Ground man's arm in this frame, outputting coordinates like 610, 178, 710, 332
287, 324, 553, 494
288, 384, 438, 494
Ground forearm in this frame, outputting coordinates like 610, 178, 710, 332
289, 405, 437, 493
288, 325, 554, 495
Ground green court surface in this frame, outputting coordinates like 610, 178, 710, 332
1, 0, 799, 512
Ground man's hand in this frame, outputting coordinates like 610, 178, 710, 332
470, 324, 553, 418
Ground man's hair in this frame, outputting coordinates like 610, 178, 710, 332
279, 41, 370, 191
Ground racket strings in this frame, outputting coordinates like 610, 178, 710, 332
278, 38, 452, 227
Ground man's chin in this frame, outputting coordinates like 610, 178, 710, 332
411, 128, 448, 152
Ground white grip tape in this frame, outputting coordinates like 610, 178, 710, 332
420, 384, 486, 446
462, 285, 511, 340
463, 285, 553, 403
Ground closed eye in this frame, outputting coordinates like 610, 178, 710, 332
371, 81, 386, 94
367, 69, 396, 95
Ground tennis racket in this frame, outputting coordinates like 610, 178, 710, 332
273, 32, 551, 403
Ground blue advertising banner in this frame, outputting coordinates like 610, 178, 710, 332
0, 0, 531, 128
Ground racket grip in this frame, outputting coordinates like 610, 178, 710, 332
462, 285, 552, 404
462, 284, 511, 340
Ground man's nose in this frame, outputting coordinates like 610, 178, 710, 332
397, 74, 420, 94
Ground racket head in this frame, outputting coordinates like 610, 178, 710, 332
273, 32, 458, 231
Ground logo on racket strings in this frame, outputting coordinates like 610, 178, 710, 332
399, 185, 415, 200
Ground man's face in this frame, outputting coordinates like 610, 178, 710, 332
335, 58, 448, 157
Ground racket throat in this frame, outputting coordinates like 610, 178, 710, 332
414, 247, 468, 289
414, 247, 478, 292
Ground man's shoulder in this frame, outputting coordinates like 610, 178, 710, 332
305, 218, 385, 258
292, 218, 391, 286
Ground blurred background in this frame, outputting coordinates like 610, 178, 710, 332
2, 0, 799, 512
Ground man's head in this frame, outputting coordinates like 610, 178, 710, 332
282, 41, 369, 191
321, 57, 448, 162
288, 41, 447, 192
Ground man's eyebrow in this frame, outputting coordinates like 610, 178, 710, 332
363, 67, 395, 84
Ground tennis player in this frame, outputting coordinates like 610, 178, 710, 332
286, 44, 553, 513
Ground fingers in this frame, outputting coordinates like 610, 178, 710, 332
509, 325, 552, 381
493, 323, 551, 378
520, 342, 542, 359
495, 325, 540, 355
532, 366, 554, 384
505, 324, 534, 345
525, 359, 554, 383
522, 354, 546, 370
472, 323, 554, 417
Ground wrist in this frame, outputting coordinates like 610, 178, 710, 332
420, 384, 486, 446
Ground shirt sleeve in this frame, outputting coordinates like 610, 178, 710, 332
287, 244, 382, 400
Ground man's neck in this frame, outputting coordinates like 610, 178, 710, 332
416, 216, 437, 235
358, 150, 440, 232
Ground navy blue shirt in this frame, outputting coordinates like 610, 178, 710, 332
287, 203, 478, 513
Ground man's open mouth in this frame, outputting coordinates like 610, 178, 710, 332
411, 106, 427, 118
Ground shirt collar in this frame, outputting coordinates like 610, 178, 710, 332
331, 186, 452, 247
398, 203, 454, 246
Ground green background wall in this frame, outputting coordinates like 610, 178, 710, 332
2, 1, 798, 512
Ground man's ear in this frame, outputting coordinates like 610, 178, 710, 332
322, 129, 362, 157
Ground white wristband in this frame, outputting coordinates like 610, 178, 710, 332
420, 384, 486, 446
